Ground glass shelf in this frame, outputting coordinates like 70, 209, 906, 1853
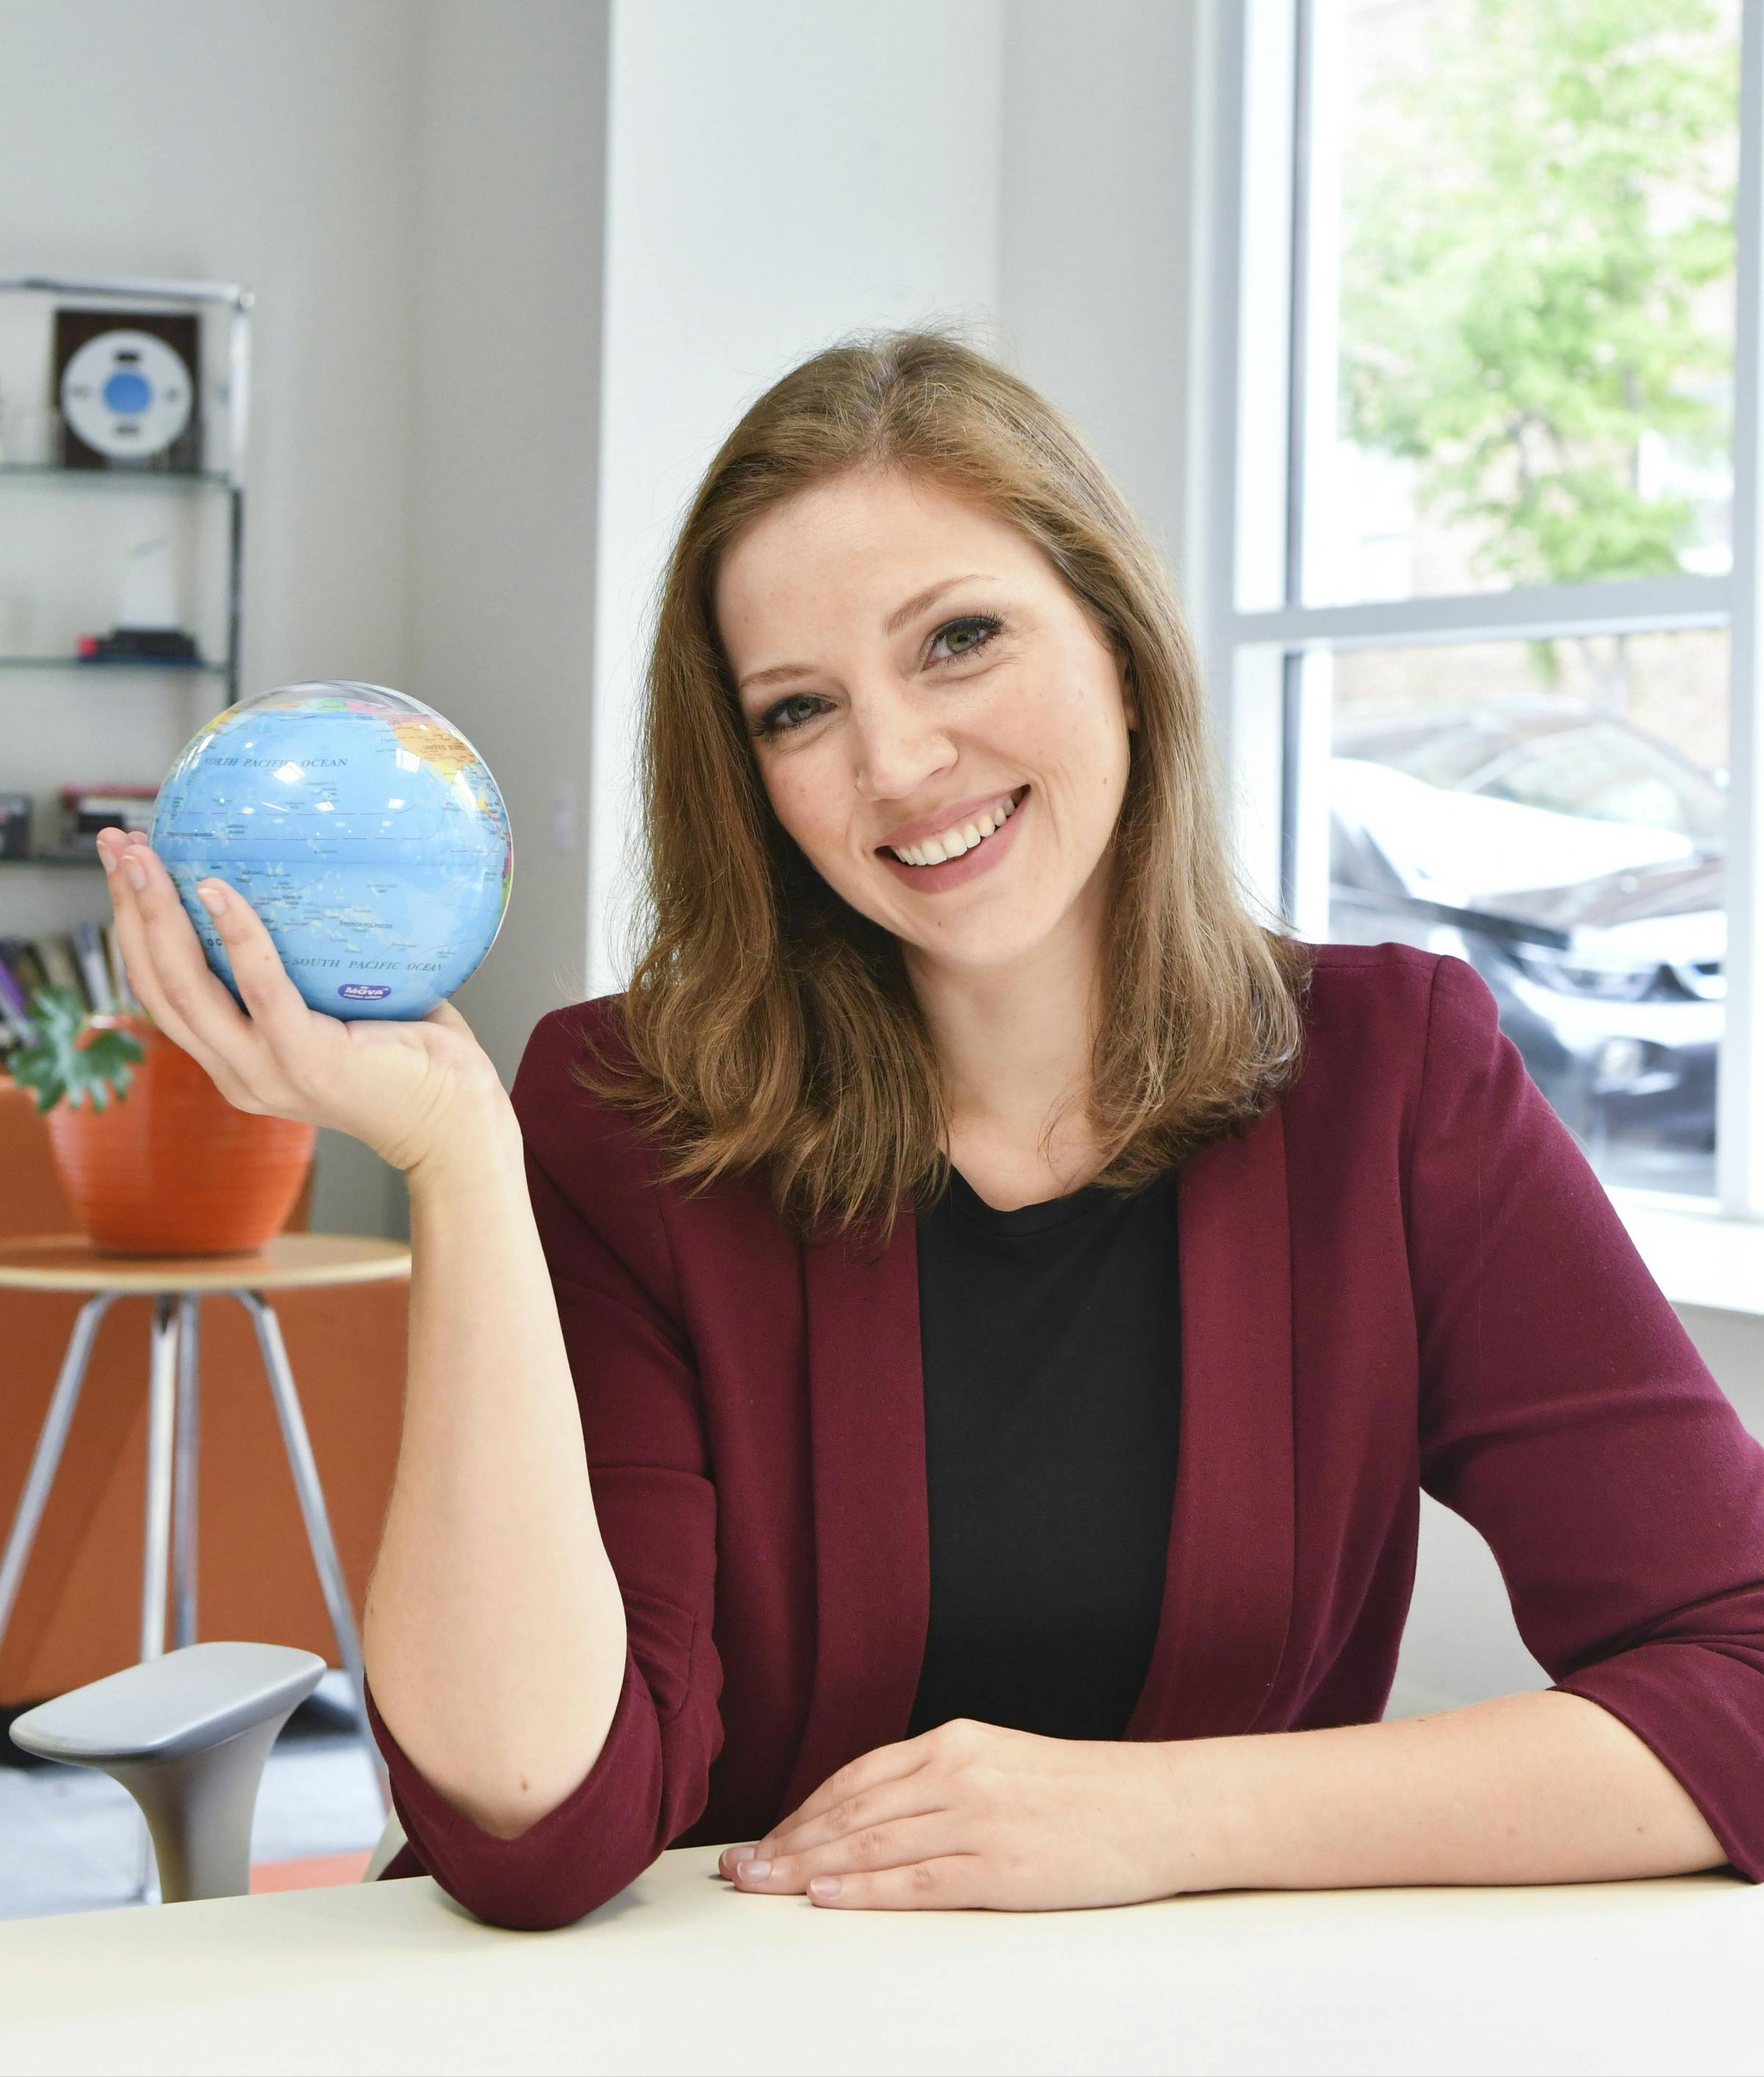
0, 655, 228, 673
0, 851, 106, 868
0, 462, 231, 489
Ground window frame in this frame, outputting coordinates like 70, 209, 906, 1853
1191, 0, 1764, 1224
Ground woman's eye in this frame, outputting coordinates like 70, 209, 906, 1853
750, 614, 1003, 739
928, 614, 1003, 665
753, 693, 824, 738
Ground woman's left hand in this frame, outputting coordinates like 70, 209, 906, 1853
716, 1716, 1234, 1910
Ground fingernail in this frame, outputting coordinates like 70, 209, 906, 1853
808, 1876, 841, 1901
739, 1859, 770, 1882
98, 842, 116, 874
197, 883, 227, 916
123, 858, 148, 892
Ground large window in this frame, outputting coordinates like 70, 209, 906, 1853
1201, 0, 1763, 1216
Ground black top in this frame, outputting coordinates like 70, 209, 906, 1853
906, 1161, 1183, 1743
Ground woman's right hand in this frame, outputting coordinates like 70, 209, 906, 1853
97, 826, 512, 1174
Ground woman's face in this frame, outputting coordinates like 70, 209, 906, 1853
716, 470, 1139, 977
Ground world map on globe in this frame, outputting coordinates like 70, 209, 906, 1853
151, 681, 513, 1022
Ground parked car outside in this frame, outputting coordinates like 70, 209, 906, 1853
1329, 695, 1727, 1183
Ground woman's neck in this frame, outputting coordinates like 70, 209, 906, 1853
906, 905, 1106, 1188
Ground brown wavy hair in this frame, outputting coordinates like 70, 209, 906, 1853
570, 320, 1316, 1254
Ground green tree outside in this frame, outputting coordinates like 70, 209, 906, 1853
1338, 0, 1738, 704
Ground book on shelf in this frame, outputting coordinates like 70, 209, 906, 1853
0, 922, 141, 1057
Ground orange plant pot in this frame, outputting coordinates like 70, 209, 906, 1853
45, 1013, 315, 1256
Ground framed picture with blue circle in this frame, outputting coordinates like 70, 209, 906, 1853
52, 306, 202, 473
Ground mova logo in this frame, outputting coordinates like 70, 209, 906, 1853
337, 983, 394, 1001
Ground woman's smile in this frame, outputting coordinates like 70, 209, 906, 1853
875, 784, 1032, 893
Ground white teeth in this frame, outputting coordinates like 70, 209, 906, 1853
889, 789, 1022, 867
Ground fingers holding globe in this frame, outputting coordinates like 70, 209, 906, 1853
103, 830, 306, 1042
189, 867, 323, 1034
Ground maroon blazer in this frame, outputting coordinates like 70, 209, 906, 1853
365, 941, 1764, 1927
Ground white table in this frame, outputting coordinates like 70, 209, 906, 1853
1, 1845, 1759, 2076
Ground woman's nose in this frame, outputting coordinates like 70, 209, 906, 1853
850, 728, 957, 805
832, 681, 963, 811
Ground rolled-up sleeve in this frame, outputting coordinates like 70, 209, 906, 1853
365, 1006, 725, 1929
1408, 953, 1764, 1881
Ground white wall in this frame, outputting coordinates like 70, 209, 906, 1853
1000, 1, 1208, 614
403, 0, 608, 1139
589, 0, 1008, 997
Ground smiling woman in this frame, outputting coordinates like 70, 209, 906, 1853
358, 323, 1764, 1934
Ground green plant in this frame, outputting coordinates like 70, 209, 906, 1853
4, 986, 146, 1116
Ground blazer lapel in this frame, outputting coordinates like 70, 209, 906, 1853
781, 1098, 1297, 1812
1124, 1098, 1296, 1741
780, 1206, 931, 1815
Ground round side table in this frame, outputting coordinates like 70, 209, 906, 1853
0, 1233, 409, 1828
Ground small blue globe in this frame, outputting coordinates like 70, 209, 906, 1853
152, 681, 513, 1021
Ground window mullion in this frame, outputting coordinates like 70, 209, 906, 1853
1284, 0, 1316, 609
1230, 573, 1732, 653
1721, 0, 1764, 1221
1209, 0, 1299, 927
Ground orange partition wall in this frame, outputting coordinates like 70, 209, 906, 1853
0, 1081, 409, 1704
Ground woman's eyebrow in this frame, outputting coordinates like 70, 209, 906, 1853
736, 573, 996, 695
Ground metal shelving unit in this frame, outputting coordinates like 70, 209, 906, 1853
0, 273, 252, 872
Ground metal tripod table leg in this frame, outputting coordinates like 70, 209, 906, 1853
0, 1291, 120, 1654
134, 1294, 183, 1901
